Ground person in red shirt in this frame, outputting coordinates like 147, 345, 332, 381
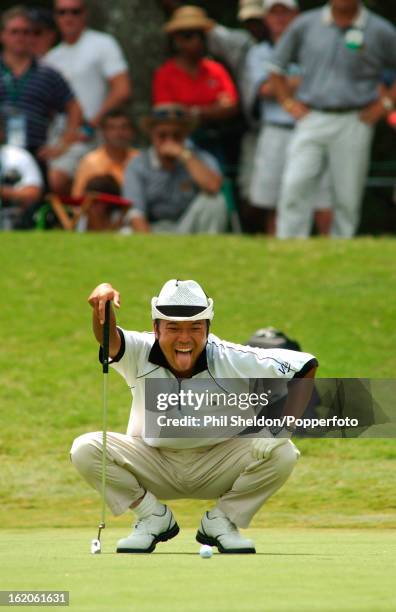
153, 5, 239, 169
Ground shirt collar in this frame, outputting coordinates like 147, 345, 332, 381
64, 28, 87, 46
322, 3, 368, 28
0, 55, 36, 74
148, 339, 209, 376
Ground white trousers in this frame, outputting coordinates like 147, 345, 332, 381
151, 192, 228, 234
276, 111, 374, 238
250, 124, 332, 210
237, 130, 258, 201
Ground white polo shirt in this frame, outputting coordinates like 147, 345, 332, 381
45, 29, 128, 120
104, 328, 318, 449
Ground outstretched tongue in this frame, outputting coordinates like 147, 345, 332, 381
174, 349, 193, 371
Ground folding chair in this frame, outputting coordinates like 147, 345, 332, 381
48, 192, 132, 231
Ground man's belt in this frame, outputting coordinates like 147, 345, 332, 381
266, 122, 294, 129
310, 106, 365, 114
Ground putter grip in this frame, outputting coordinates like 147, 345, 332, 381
102, 300, 111, 374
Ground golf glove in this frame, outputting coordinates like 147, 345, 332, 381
251, 427, 292, 460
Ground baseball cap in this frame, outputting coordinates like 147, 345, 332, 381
28, 7, 57, 30
151, 280, 214, 321
238, 0, 264, 21
263, 0, 299, 13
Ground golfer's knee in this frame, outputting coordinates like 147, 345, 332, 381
271, 442, 299, 478
70, 432, 102, 473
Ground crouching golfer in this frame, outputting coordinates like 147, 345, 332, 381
71, 279, 318, 553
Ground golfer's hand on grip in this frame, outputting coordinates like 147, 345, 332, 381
88, 283, 121, 324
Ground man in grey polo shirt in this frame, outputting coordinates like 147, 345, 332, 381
123, 105, 227, 234
246, 0, 333, 236
270, 0, 396, 238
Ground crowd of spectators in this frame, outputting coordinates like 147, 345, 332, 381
0, 0, 395, 236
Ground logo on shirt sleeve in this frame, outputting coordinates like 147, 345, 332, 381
278, 361, 291, 375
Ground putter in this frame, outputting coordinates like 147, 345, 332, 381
91, 300, 111, 555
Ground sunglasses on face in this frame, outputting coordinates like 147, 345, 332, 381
176, 30, 204, 40
5, 28, 33, 36
55, 8, 84, 16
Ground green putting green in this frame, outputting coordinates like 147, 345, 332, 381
1, 528, 395, 611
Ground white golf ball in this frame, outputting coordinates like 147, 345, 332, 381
199, 545, 213, 559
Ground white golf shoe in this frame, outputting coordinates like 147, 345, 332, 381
196, 509, 256, 554
116, 505, 179, 553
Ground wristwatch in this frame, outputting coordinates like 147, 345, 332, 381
282, 98, 295, 113
381, 96, 395, 112
179, 148, 193, 163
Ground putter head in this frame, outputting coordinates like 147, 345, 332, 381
91, 538, 101, 554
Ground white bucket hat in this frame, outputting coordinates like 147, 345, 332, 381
151, 279, 214, 321
263, 0, 298, 13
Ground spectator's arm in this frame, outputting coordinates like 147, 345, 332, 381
62, 98, 84, 146
194, 100, 238, 122
88, 35, 132, 127
360, 81, 396, 125
207, 24, 252, 77
244, 44, 276, 113
90, 72, 132, 128
155, 140, 222, 194
270, 72, 292, 104
380, 22, 396, 75
38, 98, 83, 161
259, 81, 275, 97
37, 64, 83, 160
358, 22, 396, 126
260, 75, 301, 98
359, 23, 396, 125
268, 16, 308, 116
269, 15, 302, 75
270, 72, 309, 120
49, 69, 82, 146
193, 64, 239, 122
180, 150, 222, 195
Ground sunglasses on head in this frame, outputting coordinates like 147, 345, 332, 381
55, 8, 84, 16
152, 108, 187, 121
176, 30, 204, 40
